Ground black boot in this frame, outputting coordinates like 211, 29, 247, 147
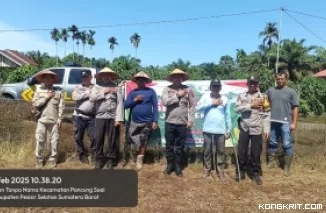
252, 175, 262, 185
235, 172, 246, 182
175, 163, 183, 177
164, 163, 174, 175
80, 155, 89, 164
284, 155, 293, 177
107, 159, 114, 170
94, 161, 104, 170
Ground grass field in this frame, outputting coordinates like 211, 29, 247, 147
0, 101, 325, 212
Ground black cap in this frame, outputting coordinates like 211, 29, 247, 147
210, 79, 221, 86
81, 70, 92, 77
247, 76, 259, 84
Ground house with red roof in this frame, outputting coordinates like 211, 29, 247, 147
314, 69, 326, 78
0, 49, 38, 68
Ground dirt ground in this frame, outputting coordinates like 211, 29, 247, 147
0, 118, 325, 213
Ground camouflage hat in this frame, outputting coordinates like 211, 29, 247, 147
35, 70, 60, 83
166, 69, 189, 82
131, 71, 152, 83
95, 67, 119, 80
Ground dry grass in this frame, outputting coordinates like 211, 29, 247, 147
0, 101, 326, 213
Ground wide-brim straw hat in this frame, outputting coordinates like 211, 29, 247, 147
131, 71, 152, 83
95, 67, 120, 80
166, 68, 189, 82
35, 70, 60, 83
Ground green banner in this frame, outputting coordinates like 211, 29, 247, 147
124, 80, 247, 148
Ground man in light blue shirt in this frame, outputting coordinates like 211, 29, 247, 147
196, 80, 232, 179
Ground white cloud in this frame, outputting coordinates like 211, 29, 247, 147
0, 22, 70, 57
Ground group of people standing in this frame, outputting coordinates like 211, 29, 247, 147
31, 67, 298, 184
235, 71, 298, 185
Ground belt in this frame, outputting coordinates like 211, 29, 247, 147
75, 108, 95, 117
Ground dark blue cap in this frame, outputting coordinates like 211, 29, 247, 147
210, 79, 221, 86
81, 70, 92, 77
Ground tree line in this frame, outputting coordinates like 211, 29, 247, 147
1, 22, 326, 117
49, 25, 141, 62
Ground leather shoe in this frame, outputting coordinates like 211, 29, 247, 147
235, 172, 246, 182
94, 161, 104, 170
107, 159, 114, 170
252, 175, 262, 185
80, 156, 89, 164
175, 165, 183, 177
164, 164, 174, 175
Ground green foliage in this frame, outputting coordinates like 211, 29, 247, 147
0, 67, 15, 83
256, 68, 274, 92
6, 65, 38, 83
3, 22, 326, 117
299, 76, 326, 115
299, 99, 310, 117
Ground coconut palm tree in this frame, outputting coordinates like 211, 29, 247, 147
68, 25, 79, 61
314, 47, 326, 71
50, 28, 61, 65
87, 30, 96, 67
269, 39, 316, 80
130, 33, 141, 58
88, 30, 96, 50
80, 31, 88, 62
259, 22, 279, 68
75, 31, 81, 56
61, 29, 69, 57
108, 37, 118, 60
236, 49, 247, 64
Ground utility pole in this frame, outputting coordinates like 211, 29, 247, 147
275, 7, 284, 74
274, 7, 284, 86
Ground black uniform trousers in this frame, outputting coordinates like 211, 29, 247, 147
238, 128, 262, 176
94, 118, 120, 163
165, 122, 188, 166
73, 116, 96, 158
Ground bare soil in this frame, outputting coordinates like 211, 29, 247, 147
0, 120, 324, 213
0, 100, 325, 212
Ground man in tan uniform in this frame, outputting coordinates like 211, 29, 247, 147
161, 69, 196, 177
235, 76, 270, 185
90, 67, 124, 170
32, 70, 64, 168
72, 70, 96, 164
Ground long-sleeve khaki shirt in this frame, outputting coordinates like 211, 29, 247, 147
89, 83, 124, 122
73, 84, 95, 119
32, 85, 64, 124
161, 85, 196, 125
235, 91, 270, 135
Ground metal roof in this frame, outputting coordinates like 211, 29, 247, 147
0, 49, 38, 66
